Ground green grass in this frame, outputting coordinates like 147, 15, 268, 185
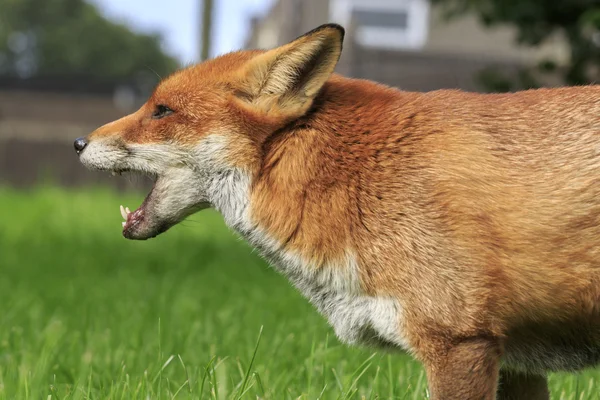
0, 186, 599, 399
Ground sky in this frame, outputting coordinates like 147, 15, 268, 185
89, 0, 274, 64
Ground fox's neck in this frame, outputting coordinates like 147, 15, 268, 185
204, 134, 349, 263
201, 119, 409, 351
195, 134, 252, 232
208, 77, 406, 267
207, 167, 252, 231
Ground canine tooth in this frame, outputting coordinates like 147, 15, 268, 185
111, 171, 117, 177
125, 207, 131, 215
120, 205, 127, 220
122, 221, 126, 227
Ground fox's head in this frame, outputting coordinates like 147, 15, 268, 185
76, 24, 344, 240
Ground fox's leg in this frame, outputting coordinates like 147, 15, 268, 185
497, 370, 549, 400
423, 336, 501, 400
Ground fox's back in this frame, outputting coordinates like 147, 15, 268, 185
288, 80, 600, 326
331, 84, 600, 327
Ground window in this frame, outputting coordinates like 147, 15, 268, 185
353, 10, 409, 30
330, 0, 430, 50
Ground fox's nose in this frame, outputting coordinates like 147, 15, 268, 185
74, 137, 88, 154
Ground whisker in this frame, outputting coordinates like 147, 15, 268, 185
145, 65, 163, 81
181, 219, 204, 225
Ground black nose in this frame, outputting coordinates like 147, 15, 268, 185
74, 137, 88, 154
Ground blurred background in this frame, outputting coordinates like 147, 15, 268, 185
1, 1, 600, 398
1, 0, 599, 188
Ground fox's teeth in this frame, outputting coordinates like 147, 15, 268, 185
120, 205, 128, 220
125, 207, 131, 214
111, 171, 117, 177
122, 221, 126, 227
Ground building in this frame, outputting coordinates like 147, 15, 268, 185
246, 0, 568, 92
0, 76, 151, 189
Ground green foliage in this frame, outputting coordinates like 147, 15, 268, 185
0, 186, 427, 399
0, 186, 599, 398
0, 0, 179, 79
433, 0, 600, 90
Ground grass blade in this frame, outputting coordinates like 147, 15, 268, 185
236, 326, 263, 399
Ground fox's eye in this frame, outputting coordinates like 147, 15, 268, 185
152, 105, 174, 119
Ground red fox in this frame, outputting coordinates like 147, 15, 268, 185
75, 24, 600, 399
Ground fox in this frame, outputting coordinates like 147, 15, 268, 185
74, 23, 600, 399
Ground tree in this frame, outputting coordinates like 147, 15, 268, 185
200, 0, 214, 61
0, 0, 179, 79
432, 0, 600, 90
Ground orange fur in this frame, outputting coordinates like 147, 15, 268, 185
80, 24, 600, 399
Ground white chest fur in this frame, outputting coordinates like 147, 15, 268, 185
242, 231, 409, 349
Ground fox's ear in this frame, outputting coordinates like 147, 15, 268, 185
237, 24, 344, 117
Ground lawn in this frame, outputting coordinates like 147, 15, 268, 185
0, 186, 598, 399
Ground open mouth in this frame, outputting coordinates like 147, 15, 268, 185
77, 140, 206, 240
84, 157, 209, 241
